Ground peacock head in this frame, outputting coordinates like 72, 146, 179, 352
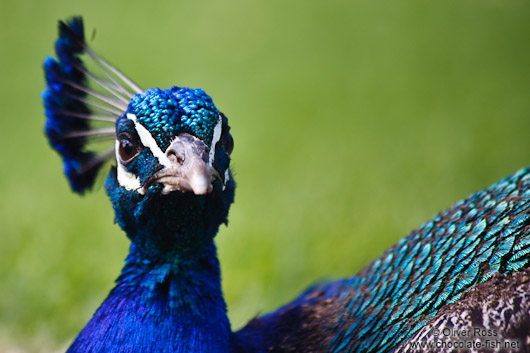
115, 87, 233, 197
105, 87, 235, 260
43, 18, 235, 262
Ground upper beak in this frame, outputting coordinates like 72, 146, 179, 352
141, 133, 221, 195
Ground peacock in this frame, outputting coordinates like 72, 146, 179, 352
43, 17, 530, 353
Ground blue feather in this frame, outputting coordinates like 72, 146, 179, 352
43, 18, 101, 193
43, 17, 133, 194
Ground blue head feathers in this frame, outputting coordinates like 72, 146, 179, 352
107, 87, 234, 260
43, 17, 235, 260
128, 87, 221, 149
42, 17, 233, 198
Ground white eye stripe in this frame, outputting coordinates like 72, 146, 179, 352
128, 113, 222, 167
209, 116, 223, 166
117, 113, 223, 194
115, 140, 143, 194
126, 113, 172, 168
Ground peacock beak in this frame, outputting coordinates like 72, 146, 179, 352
141, 133, 221, 195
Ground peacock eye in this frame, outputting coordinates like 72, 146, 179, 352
118, 132, 141, 164
224, 134, 234, 155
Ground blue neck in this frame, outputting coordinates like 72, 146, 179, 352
67, 241, 232, 353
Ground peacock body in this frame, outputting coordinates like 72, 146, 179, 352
43, 17, 530, 353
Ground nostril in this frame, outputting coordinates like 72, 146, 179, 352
167, 149, 185, 165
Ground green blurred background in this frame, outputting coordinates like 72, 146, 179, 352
1, 0, 530, 351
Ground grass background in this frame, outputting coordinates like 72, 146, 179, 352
1, 0, 530, 351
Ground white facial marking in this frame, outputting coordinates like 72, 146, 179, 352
209, 116, 223, 166
126, 113, 172, 168
119, 114, 225, 194
115, 140, 143, 194
223, 169, 231, 191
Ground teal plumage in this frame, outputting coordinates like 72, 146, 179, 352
42, 17, 530, 353
326, 167, 530, 352
237, 167, 530, 352
394, 270, 530, 352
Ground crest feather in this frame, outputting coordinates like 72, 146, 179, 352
43, 17, 142, 193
